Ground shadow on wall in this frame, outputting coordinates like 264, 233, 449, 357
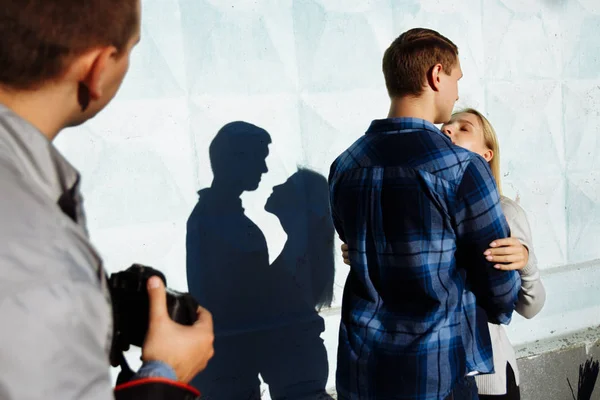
186, 121, 335, 399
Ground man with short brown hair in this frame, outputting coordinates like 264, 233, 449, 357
0, 1, 214, 399
329, 28, 521, 399
382, 28, 460, 100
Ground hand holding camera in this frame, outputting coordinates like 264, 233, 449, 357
142, 275, 214, 383
109, 264, 214, 383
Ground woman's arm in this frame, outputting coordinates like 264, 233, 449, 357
484, 198, 546, 319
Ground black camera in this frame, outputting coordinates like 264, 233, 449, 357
108, 264, 199, 374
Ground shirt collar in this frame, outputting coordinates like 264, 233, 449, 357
366, 117, 452, 144
198, 188, 244, 212
0, 103, 80, 203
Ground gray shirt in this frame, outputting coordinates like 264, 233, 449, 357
0, 104, 114, 399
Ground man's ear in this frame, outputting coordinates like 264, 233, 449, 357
82, 46, 119, 100
68, 46, 118, 104
426, 63, 444, 92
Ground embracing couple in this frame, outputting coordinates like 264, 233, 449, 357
329, 28, 546, 400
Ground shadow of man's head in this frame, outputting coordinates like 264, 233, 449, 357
209, 121, 271, 193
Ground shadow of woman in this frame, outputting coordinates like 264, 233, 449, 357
261, 168, 335, 399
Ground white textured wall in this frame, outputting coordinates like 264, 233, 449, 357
55, 0, 600, 395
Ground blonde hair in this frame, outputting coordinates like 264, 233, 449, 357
454, 108, 502, 195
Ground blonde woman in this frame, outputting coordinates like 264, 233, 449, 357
340, 109, 546, 399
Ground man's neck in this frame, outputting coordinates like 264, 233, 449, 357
210, 178, 244, 199
387, 95, 436, 123
0, 87, 71, 141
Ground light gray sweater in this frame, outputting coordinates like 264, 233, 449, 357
475, 196, 546, 395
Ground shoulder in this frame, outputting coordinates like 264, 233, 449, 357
460, 150, 491, 174
330, 135, 370, 175
0, 158, 101, 295
500, 196, 528, 224
455, 152, 497, 198
416, 133, 481, 185
0, 154, 60, 240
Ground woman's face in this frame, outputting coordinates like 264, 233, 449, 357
265, 179, 296, 215
441, 112, 492, 162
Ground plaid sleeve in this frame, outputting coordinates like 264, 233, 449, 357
328, 159, 346, 243
454, 155, 521, 325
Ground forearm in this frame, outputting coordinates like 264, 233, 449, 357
464, 252, 521, 324
488, 273, 521, 324
457, 202, 520, 324
455, 157, 520, 324
505, 202, 546, 319
515, 261, 546, 319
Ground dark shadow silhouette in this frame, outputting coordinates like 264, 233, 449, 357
264, 168, 335, 313
186, 121, 335, 399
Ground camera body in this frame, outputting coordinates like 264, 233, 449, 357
108, 264, 199, 366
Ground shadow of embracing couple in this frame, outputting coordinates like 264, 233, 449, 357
186, 121, 336, 400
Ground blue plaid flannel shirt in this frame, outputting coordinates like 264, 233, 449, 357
329, 118, 521, 400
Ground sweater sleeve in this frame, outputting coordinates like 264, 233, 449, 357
501, 197, 546, 319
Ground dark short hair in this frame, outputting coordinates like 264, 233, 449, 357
382, 28, 459, 98
0, 0, 138, 90
209, 121, 272, 174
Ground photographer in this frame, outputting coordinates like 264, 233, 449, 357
0, 1, 214, 399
